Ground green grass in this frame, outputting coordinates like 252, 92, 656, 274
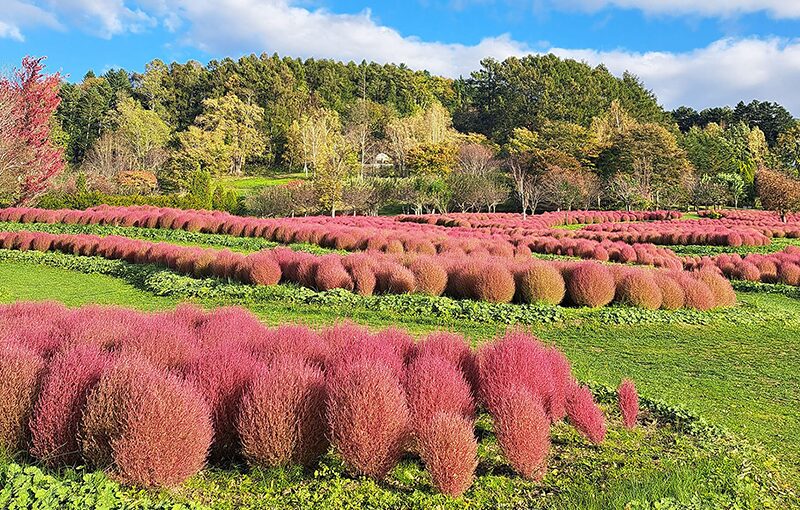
1, 258, 799, 490
216, 172, 307, 197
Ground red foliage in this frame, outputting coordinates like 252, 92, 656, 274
238, 357, 327, 467
566, 262, 616, 307
325, 362, 409, 479
314, 257, 354, 291
412, 332, 479, 398
0, 344, 46, 452
242, 252, 281, 286
30, 345, 112, 466
408, 256, 448, 296
184, 342, 260, 457
694, 271, 736, 308
416, 413, 478, 497
491, 388, 550, 480
676, 275, 716, 311
565, 382, 606, 444
404, 356, 475, 432
653, 274, 685, 310
618, 379, 639, 429
0, 57, 64, 205
80, 356, 213, 487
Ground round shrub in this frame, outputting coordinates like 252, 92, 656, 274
343, 256, 376, 296
654, 274, 685, 310
314, 258, 354, 291
416, 412, 478, 497
375, 263, 416, 295
30, 345, 112, 467
408, 257, 448, 296
80, 357, 213, 487
694, 271, 736, 308
0, 344, 46, 452
326, 362, 409, 480
565, 383, 606, 444
566, 262, 616, 308
515, 262, 566, 305
779, 263, 800, 286
412, 332, 479, 398
238, 357, 327, 467
677, 276, 716, 311
491, 388, 550, 481
404, 356, 475, 433
242, 253, 281, 286
615, 272, 663, 310
184, 343, 260, 457
460, 262, 515, 303
732, 262, 761, 282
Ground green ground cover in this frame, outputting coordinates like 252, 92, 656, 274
1, 258, 798, 494
216, 173, 307, 197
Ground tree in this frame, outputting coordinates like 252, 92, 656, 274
175, 126, 232, 177
115, 96, 170, 172
732, 100, 794, 146
534, 120, 599, 165
407, 143, 457, 177
599, 122, 692, 208
195, 93, 266, 175
286, 107, 339, 176
776, 122, 800, 173
671, 106, 701, 132
0, 56, 64, 205
755, 168, 800, 222
345, 98, 386, 177
315, 135, 357, 217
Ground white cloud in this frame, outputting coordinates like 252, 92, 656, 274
2, 0, 800, 114
552, 37, 800, 112
552, 0, 800, 19
0, 0, 61, 41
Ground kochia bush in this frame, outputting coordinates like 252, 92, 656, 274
0, 344, 46, 453
618, 379, 639, 429
238, 357, 327, 467
326, 362, 409, 479
566, 262, 616, 308
416, 413, 478, 497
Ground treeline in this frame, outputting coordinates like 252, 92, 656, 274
36, 53, 800, 216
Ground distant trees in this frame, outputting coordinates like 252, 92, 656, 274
756, 168, 800, 222
0, 57, 64, 206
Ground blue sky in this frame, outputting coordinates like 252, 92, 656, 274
2, 1, 800, 114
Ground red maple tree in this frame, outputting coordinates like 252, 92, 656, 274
0, 56, 64, 205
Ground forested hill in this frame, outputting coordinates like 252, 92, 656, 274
56, 53, 665, 167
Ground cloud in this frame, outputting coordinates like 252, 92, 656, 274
2, 0, 800, 113
555, 0, 800, 19
552, 37, 800, 112
0, 0, 61, 41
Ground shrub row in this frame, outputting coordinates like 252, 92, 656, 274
687, 246, 800, 286
397, 210, 681, 230
0, 302, 638, 495
578, 221, 772, 247
0, 230, 736, 309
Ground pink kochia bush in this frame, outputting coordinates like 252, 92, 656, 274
618, 379, 639, 429
0, 229, 736, 309
1, 302, 628, 495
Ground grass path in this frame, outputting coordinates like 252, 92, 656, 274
1, 259, 798, 489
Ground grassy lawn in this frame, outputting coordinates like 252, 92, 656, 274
216, 172, 307, 197
1, 258, 798, 494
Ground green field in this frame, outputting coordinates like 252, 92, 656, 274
1, 260, 799, 484
216, 172, 307, 197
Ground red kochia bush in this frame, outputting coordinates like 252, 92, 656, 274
408, 256, 448, 296
416, 413, 478, 497
0, 344, 46, 452
314, 257, 354, 291
242, 252, 281, 286
404, 356, 475, 433
694, 271, 736, 308
184, 343, 260, 457
515, 262, 566, 305
80, 357, 213, 487
492, 388, 550, 481
618, 379, 639, 429
653, 274, 685, 310
238, 357, 327, 467
616, 272, 663, 310
30, 345, 112, 466
566, 262, 616, 307
676, 275, 716, 311
326, 362, 409, 479
565, 382, 606, 444
412, 332, 479, 398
